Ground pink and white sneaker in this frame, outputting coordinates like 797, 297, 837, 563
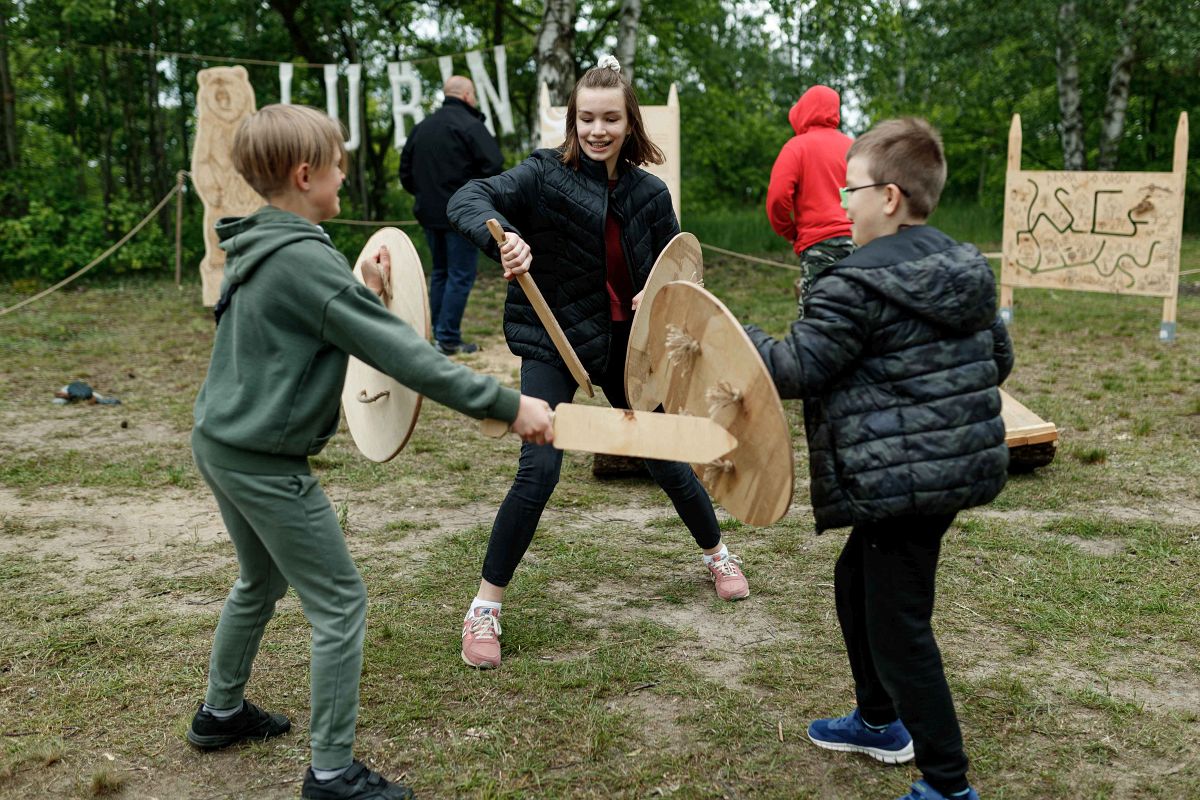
461, 607, 502, 669
706, 552, 750, 600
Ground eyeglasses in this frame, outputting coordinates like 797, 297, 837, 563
839, 182, 911, 209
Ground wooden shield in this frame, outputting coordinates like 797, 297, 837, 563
625, 232, 703, 410
647, 281, 793, 526
340, 228, 430, 462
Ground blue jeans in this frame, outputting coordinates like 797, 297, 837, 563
423, 227, 479, 348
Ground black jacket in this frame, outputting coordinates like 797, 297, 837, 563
400, 97, 503, 229
746, 225, 1015, 532
447, 149, 680, 376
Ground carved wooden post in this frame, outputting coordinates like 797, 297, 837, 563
190, 66, 265, 305
999, 114, 1021, 323
1162, 112, 1189, 342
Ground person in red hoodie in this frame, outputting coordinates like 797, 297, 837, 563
765, 85, 855, 317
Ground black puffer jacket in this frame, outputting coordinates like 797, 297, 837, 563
399, 97, 503, 229
746, 225, 1014, 532
447, 148, 679, 376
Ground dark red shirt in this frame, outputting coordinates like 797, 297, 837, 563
605, 179, 635, 321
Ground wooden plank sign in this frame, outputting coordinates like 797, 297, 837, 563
340, 228, 429, 462
647, 281, 794, 526
1000, 112, 1188, 341
625, 232, 704, 411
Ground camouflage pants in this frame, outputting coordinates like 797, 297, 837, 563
794, 236, 855, 319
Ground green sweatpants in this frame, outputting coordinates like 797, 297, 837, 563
194, 447, 366, 769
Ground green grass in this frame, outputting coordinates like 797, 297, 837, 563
0, 223, 1197, 798
687, 199, 1005, 259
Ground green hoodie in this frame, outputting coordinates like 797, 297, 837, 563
192, 206, 519, 474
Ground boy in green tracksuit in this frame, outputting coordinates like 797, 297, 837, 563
186, 104, 553, 800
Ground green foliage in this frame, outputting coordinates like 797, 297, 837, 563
1, 0, 1198, 283
0, 194, 177, 281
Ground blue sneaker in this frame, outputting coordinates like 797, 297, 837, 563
898, 780, 980, 800
807, 708, 914, 764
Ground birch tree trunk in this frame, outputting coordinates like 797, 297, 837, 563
1098, 0, 1139, 170
537, 0, 576, 104
1055, 1, 1085, 170
99, 50, 114, 211
148, 3, 168, 204
615, 0, 642, 85
0, 1, 18, 169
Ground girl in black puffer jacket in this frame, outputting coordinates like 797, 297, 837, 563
447, 57, 750, 671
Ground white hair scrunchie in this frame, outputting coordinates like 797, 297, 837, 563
596, 55, 621, 73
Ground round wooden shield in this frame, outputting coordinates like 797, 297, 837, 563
647, 281, 793, 526
625, 232, 703, 410
340, 228, 430, 462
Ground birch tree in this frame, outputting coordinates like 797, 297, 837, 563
1055, 1, 1085, 170
615, 0, 641, 84
1097, 0, 1140, 170
537, 0, 576, 104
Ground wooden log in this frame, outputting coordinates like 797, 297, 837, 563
1001, 388, 1058, 471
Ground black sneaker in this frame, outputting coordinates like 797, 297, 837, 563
301, 760, 415, 799
186, 700, 291, 750
434, 341, 479, 355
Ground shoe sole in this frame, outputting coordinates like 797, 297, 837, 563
719, 589, 750, 601
806, 733, 914, 764
186, 720, 291, 750
461, 651, 500, 669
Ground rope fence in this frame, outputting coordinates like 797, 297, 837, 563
699, 243, 801, 272
8, 35, 538, 70
326, 218, 420, 227
1, 171, 1195, 316
0, 176, 185, 318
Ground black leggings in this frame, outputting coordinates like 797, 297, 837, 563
481, 321, 722, 587
835, 514, 970, 795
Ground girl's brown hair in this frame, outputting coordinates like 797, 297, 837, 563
559, 63, 664, 171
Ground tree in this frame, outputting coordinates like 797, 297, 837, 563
615, 0, 641, 83
1097, 0, 1140, 170
0, 0, 18, 169
1056, 1, 1086, 169
537, 0, 576, 103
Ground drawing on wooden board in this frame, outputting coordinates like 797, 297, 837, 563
1008, 177, 1175, 293
1000, 112, 1188, 340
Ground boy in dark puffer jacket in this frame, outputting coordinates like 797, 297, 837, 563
745, 117, 1013, 800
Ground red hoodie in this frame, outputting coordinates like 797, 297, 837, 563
765, 86, 853, 254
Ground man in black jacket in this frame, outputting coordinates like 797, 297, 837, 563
401, 76, 503, 355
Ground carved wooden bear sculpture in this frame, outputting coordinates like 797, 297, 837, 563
191, 66, 264, 305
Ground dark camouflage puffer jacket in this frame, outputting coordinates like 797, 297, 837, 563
745, 225, 1014, 532
448, 148, 679, 377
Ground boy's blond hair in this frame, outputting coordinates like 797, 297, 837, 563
847, 117, 946, 219
232, 104, 347, 198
